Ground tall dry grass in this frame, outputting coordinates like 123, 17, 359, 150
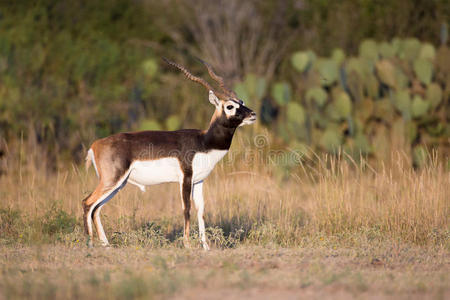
0, 135, 449, 247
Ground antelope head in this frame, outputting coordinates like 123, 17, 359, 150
163, 58, 257, 129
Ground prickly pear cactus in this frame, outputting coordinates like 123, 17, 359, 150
331, 48, 346, 66
346, 57, 365, 77
165, 115, 181, 131
253, 76, 267, 101
373, 98, 394, 122
334, 91, 352, 119
372, 124, 390, 160
379, 42, 396, 58
141, 58, 158, 77
282, 37, 447, 166
291, 51, 311, 73
305, 87, 328, 107
140, 119, 162, 131
319, 125, 343, 153
419, 43, 436, 61
316, 59, 339, 86
349, 133, 372, 155
271, 82, 292, 105
354, 98, 374, 123
364, 75, 379, 99
411, 95, 430, 118
394, 67, 409, 90
426, 83, 442, 109
286, 102, 306, 125
391, 38, 402, 56
375, 59, 397, 88
399, 38, 421, 61
359, 39, 379, 61
234, 82, 250, 104
393, 90, 411, 119
392, 118, 418, 145
413, 58, 433, 85
234, 74, 267, 107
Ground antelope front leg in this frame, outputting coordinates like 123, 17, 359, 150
180, 172, 193, 248
93, 205, 109, 247
192, 181, 209, 250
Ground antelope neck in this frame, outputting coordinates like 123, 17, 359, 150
203, 119, 237, 150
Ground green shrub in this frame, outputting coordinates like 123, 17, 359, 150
42, 203, 77, 236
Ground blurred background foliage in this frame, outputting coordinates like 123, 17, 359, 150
0, 0, 448, 169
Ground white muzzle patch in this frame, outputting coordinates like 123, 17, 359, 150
240, 116, 257, 126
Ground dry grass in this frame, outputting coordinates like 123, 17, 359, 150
0, 244, 448, 299
0, 137, 449, 298
1, 138, 448, 247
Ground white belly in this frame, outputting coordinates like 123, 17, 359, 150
129, 158, 182, 186
127, 150, 228, 188
192, 150, 228, 183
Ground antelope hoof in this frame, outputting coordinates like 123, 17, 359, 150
101, 242, 111, 248
86, 237, 94, 248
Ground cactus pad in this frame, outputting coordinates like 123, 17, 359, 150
271, 82, 292, 105
291, 51, 311, 73
411, 95, 430, 118
306, 87, 328, 107
413, 58, 433, 85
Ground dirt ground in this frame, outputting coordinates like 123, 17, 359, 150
0, 244, 448, 300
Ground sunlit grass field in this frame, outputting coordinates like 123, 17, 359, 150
0, 138, 449, 299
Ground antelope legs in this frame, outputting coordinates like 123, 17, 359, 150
82, 173, 129, 247
84, 167, 210, 250
180, 173, 193, 248
93, 204, 108, 246
193, 181, 209, 250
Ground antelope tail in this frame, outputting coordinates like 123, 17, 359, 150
85, 150, 92, 171
85, 149, 99, 177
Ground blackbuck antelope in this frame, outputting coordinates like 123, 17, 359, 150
82, 58, 256, 250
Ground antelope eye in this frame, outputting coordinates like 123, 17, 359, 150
226, 105, 234, 110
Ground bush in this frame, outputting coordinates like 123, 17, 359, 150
42, 203, 77, 235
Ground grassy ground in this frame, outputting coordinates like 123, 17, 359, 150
0, 144, 449, 299
0, 243, 448, 300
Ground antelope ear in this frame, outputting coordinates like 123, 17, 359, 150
208, 90, 220, 107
